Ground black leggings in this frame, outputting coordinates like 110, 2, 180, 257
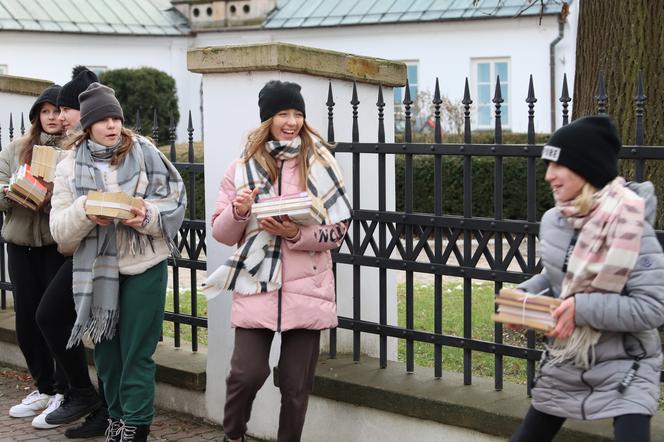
35, 258, 93, 391
7, 243, 68, 395
510, 406, 651, 442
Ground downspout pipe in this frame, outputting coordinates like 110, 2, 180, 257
550, 15, 565, 132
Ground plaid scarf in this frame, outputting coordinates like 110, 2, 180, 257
548, 177, 645, 368
67, 135, 186, 348
206, 136, 351, 296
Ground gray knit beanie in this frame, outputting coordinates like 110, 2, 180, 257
79, 83, 124, 130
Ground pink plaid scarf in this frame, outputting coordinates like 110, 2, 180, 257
549, 177, 645, 368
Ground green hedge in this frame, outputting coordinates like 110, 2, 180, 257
395, 155, 553, 219
394, 131, 554, 219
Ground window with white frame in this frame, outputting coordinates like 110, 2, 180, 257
0, 65, 7, 75
471, 58, 510, 129
394, 62, 418, 108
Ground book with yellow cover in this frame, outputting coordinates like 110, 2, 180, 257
85, 191, 143, 220
492, 287, 562, 332
31, 145, 59, 182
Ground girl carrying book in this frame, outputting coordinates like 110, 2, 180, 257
0, 85, 70, 427
510, 116, 664, 442
208, 80, 352, 442
49, 83, 186, 442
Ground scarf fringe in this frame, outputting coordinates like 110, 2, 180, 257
546, 325, 601, 369
66, 307, 121, 349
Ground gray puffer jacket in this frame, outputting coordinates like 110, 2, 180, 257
519, 181, 664, 420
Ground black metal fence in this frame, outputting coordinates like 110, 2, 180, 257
3, 71, 662, 391
0, 110, 207, 352
327, 72, 664, 393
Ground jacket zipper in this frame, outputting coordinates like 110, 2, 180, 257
579, 368, 593, 420
276, 160, 284, 333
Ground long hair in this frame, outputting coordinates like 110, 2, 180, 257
19, 104, 60, 165
242, 119, 333, 188
573, 182, 598, 216
65, 126, 135, 165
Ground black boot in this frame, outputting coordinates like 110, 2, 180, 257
45, 387, 102, 425
121, 422, 150, 442
64, 406, 109, 439
105, 418, 123, 442
223, 435, 246, 442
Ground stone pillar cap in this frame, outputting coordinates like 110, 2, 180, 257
188, 42, 406, 87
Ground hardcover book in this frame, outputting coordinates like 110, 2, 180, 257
253, 192, 326, 225
85, 191, 143, 220
31, 145, 59, 182
492, 287, 562, 332
5, 164, 48, 210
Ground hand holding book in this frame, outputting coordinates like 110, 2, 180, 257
492, 287, 562, 332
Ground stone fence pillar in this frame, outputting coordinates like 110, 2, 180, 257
188, 42, 405, 438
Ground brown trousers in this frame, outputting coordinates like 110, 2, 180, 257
223, 328, 321, 442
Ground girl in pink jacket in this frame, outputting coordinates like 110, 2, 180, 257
209, 80, 351, 442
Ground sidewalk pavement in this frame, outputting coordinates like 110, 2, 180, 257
0, 365, 245, 441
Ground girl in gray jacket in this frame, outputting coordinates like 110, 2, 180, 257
510, 116, 664, 442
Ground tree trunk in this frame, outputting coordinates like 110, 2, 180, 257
574, 0, 664, 227
573, 0, 664, 146
574, 0, 664, 341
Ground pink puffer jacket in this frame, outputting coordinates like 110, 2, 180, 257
211, 158, 348, 332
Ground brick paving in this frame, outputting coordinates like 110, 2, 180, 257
0, 365, 243, 442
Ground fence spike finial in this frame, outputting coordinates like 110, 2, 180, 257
20, 113, 25, 136
326, 81, 335, 143
595, 71, 607, 115
151, 108, 159, 145
9, 113, 14, 142
526, 75, 536, 144
169, 112, 176, 161
351, 81, 359, 143
462, 78, 472, 144
433, 77, 442, 144
376, 83, 385, 144
403, 78, 413, 143
493, 75, 503, 144
559, 73, 571, 126
634, 70, 646, 147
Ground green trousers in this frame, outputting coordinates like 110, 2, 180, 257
94, 260, 167, 425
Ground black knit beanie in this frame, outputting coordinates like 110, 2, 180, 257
29, 84, 62, 123
56, 68, 99, 110
541, 116, 621, 189
79, 83, 124, 130
258, 80, 306, 122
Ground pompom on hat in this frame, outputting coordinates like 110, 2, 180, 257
29, 84, 62, 123
56, 67, 99, 110
541, 116, 621, 189
79, 83, 124, 131
258, 80, 306, 122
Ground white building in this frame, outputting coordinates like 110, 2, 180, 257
0, 0, 577, 141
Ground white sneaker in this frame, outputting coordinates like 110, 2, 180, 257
31, 393, 64, 429
9, 390, 52, 418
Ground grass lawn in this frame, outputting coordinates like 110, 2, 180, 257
397, 279, 541, 385
162, 289, 209, 346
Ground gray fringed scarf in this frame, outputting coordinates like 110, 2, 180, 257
66, 135, 186, 348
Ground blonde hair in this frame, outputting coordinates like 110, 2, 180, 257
64, 126, 135, 166
573, 182, 598, 215
242, 119, 333, 188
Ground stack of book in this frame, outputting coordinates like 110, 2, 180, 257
253, 191, 326, 225
492, 288, 562, 332
31, 145, 58, 182
5, 164, 48, 210
85, 191, 143, 220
